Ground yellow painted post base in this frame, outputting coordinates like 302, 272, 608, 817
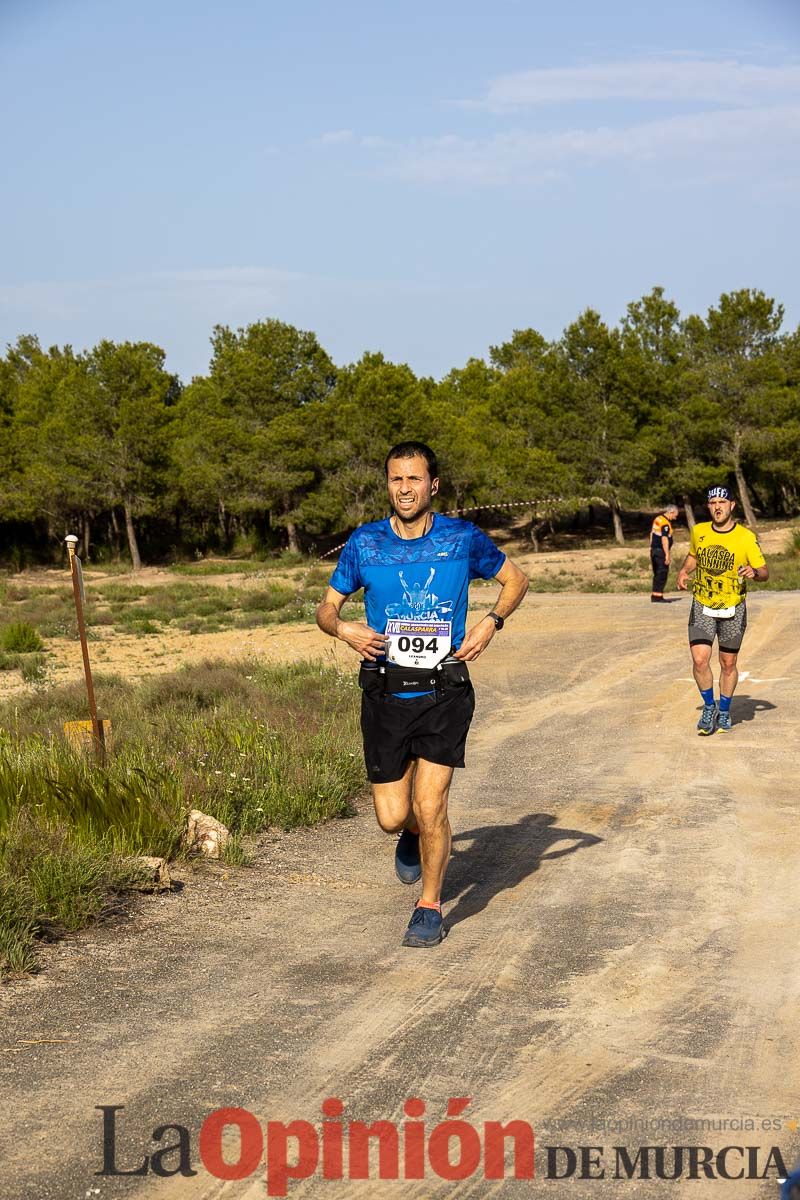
63, 719, 112, 759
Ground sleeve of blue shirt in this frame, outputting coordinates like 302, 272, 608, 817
329, 534, 362, 595
469, 524, 506, 580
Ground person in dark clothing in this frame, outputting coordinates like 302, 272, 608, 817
650, 504, 679, 602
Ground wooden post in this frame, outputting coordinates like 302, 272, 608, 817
64, 534, 105, 764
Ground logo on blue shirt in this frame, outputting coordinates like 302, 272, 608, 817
385, 568, 454, 621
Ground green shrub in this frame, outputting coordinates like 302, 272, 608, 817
240, 586, 295, 612
95, 583, 149, 602
174, 616, 206, 634
130, 619, 161, 636
169, 560, 266, 576
25, 841, 119, 933
142, 662, 256, 710
760, 556, 800, 590
5, 546, 28, 573
528, 574, 575, 592
608, 557, 639, 574
193, 595, 232, 617
3, 592, 76, 638
229, 532, 270, 559
19, 654, 47, 684
275, 549, 307, 567
0, 878, 38, 976
1, 622, 44, 653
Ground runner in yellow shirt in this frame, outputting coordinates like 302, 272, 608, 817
676, 486, 768, 734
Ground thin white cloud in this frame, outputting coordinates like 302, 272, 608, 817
0, 268, 304, 329
147, 267, 303, 288
0, 266, 451, 333
0, 281, 83, 321
367, 104, 800, 186
314, 130, 392, 150
317, 129, 355, 145
309, 55, 800, 187
477, 57, 800, 110
0, 265, 463, 380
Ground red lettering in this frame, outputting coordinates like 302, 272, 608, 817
348, 1121, 399, 1179
265, 1120, 319, 1197
199, 1107, 262, 1181
484, 1121, 535, 1179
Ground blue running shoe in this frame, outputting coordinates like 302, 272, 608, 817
395, 828, 421, 884
717, 710, 732, 732
402, 904, 446, 948
697, 703, 717, 736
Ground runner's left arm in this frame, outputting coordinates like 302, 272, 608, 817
453, 559, 529, 662
741, 545, 769, 582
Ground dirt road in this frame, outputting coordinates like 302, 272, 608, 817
2, 593, 799, 1198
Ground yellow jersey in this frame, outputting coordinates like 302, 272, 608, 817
688, 521, 766, 609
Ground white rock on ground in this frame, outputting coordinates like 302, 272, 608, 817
185, 809, 230, 859
128, 856, 172, 890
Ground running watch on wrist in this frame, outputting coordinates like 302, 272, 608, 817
486, 611, 504, 631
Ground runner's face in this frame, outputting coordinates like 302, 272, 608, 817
386, 455, 438, 522
708, 498, 735, 526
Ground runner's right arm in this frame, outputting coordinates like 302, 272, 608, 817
316, 587, 388, 661
676, 523, 699, 591
676, 552, 696, 591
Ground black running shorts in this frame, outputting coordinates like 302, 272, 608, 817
359, 671, 476, 784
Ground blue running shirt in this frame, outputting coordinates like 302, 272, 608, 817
329, 514, 506, 673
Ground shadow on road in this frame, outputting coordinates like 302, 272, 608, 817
692, 694, 777, 724
731, 694, 777, 724
443, 813, 602, 928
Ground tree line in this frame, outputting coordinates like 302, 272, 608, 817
1, 286, 798, 566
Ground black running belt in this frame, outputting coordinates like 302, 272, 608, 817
359, 660, 470, 694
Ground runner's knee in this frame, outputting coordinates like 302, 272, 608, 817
372, 788, 411, 833
690, 646, 712, 669
376, 812, 406, 833
412, 793, 449, 828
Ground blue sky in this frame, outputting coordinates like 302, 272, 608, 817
1, 0, 799, 381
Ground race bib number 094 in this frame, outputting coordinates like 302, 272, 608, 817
385, 619, 452, 668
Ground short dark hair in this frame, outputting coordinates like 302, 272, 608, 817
384, 441, 438, 480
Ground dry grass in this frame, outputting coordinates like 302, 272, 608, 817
0, 658, 364, 977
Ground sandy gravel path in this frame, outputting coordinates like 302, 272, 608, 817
1, 592, 799, 1198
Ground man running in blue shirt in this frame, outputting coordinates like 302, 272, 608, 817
316, 442, 529, 948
